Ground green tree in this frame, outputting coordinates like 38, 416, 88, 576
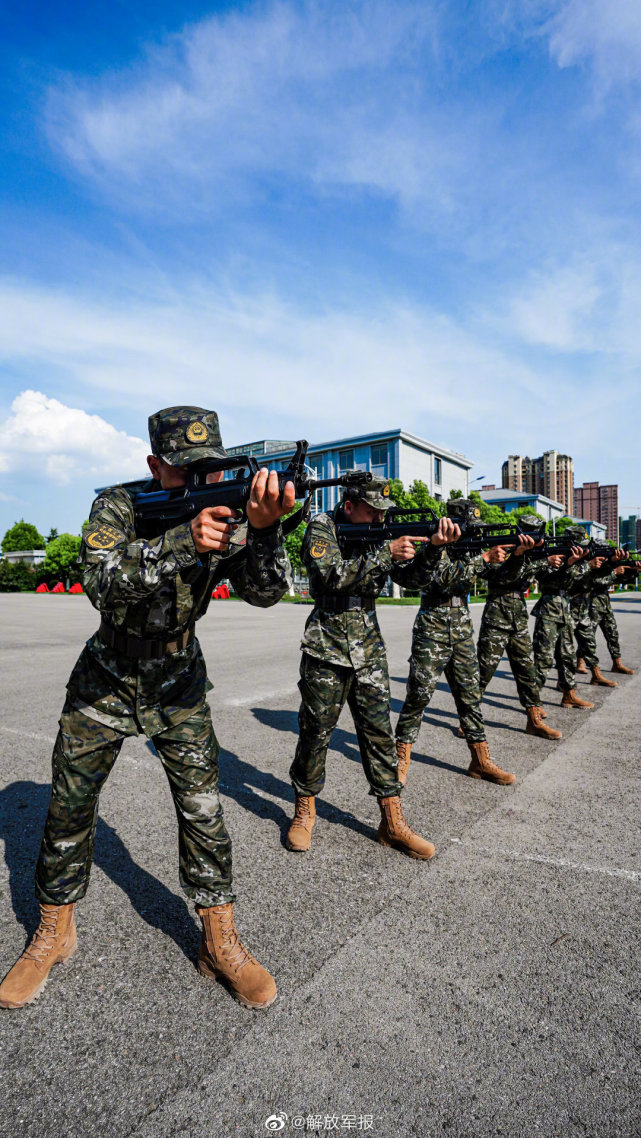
38, 533, 83, 586
0, 560, 37, 592
387, 478, 445, 517
2, 519, 46, 552
46, 527, 59, 544
284, 518, 307, 572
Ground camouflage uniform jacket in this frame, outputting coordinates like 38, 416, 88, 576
589, 569, 617, 597
531, 560, 589, 626
300, 506, 441, 669
482, 554, 543, 632
68, 480, 292, 735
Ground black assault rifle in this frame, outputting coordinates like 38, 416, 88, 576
335, 508, 547, 554
134, 439, 372, 542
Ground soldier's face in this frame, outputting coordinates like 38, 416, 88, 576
147, 455, 224, 489
344, 499, 385, 524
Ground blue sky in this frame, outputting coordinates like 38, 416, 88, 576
1, 0, 640, 536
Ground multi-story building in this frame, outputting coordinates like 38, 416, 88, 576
501, 451, 574, 516
574, 481, 619, 542
619, 515, 639, 547
227, 428, 473, 514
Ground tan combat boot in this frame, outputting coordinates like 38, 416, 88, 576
576, 657, 588, 674
395, 740, 412, 787
525, 707, 562, 740
196, 903, 277, 1009
590, 666, 617, 688
286, 793, 316, 852
0, 903, 76, 1009
377, 796, 435, 860
612, 657, 634, 675
467, 741, 516, 785
561, 688, 594, 709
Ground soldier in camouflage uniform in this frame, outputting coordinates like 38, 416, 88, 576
589, 556, 636, 675
568, 547, 622, 687
531, 527, 594, 710
476, 516, 562, 740
287, 477, 459, 860
0, 406, 294, 1011
395, 499, 518, 787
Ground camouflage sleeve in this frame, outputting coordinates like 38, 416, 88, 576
81, 487, 222, 610
303, 514, 393, 594
430, 550, 487, 589
388, 540, 442, 588
226, 522, 292, 608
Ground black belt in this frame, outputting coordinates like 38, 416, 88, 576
487, 590, 527, 600
422, 596, 468, 610
99, 620, 195, 660
314, 594, 376, 613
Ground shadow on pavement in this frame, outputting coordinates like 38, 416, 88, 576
217, 744, 377, 847
0, 780, 199, 962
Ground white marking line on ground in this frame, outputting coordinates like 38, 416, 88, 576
0, 726, 54, 743
450, 837, 640, 882
223, 685, 298, 707
0, 725, 157, 771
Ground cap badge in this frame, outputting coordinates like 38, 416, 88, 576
383, 483, 390, 497
186, 421, 208, 444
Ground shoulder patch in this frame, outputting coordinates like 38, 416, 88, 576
310, 539, 329, 559
85, 523, 123, 551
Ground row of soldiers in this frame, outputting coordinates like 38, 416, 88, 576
286, 489, 638, 857
0, 405, 637, 1012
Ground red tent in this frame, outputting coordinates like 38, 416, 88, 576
35, 583, 49, 593
51, 582, 66, 593
68, 583, 84, 594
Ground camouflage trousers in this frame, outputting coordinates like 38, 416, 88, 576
290, 651, 402, 799
395, 608, 485, 745
533, 610, 575, 692
477, 599, 540, 710
35, 699, 234, 907
569, 599, 599, 669
590, 593, 621, 659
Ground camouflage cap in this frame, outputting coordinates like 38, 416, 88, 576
518, 514, 546, 533
446, 498, 483, 525
344, 474, 393, 511
148, 406, 228, 467
563, 524, 588, 544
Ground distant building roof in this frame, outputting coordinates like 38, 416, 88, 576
479, 488, 565, 511
228, 428, 473, 469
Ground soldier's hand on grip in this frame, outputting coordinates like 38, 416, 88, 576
430, 518, 461, 546
390, 535, 420, 561
514, 534, 541, 556
191, 506, 239, 553
482, 544, 508, 564
247, 469, 296, 530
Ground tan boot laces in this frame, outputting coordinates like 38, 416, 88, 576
216, 908, 256, 973
294, 796, 313, 821
474, 743, 506, 778
386, 796, 415, 840
23, 909, 60, 965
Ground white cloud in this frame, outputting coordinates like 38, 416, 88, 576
0, 391, 149, 485
44, 0, 482, 218
545, 0, 641, 90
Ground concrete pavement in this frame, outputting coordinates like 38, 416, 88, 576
0, 593, 639, 1138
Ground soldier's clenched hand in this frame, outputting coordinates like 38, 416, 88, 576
191, 506, 238, 553
246, 469, 296, 530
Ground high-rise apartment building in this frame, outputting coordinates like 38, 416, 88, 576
619, 515, 639, 547
574, 481, 619, 542
501, 450, 574, 516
